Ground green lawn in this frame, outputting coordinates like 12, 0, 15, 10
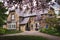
0, 36, 48, 40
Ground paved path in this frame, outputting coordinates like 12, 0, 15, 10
0, 31, 60, 40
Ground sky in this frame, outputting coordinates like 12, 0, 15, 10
0, 0, 3, 2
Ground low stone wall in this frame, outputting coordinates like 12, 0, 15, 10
20, 25, 26, 32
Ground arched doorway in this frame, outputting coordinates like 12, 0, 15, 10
35, 22, 40, 31
25, 23, 30, 31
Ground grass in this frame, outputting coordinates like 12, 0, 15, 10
0, 35, 48, 40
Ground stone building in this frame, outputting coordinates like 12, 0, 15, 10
3, 0, 57, 31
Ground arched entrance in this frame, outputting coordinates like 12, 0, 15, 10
35, 22, 40, 31
25, 23, 30, 31
25, 22, 40, 31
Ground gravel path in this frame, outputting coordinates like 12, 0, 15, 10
0, 31, 60, 40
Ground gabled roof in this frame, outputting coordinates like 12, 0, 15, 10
20, 18, 29, 25
15, 9, 37, 17
21, 13, 37, 17
37, 9, 48, 15
49, 2, 60, 15
49, 2, 60, 10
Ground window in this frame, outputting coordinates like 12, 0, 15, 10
11, 15, 15, 20
8, 23, 16, 29
8, 25, 11, 28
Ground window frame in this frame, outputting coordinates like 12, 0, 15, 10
8, 22, 16, 29
11, 13, 15, 20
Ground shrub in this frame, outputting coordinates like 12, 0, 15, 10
0, 27, 21, 35
0, 28, 6, 35
5, 30, 20, 34
40, 27, 57, 34
40, 27, 60, 36
54, 25, 60, 32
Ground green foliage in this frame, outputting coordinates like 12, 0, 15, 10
0, 28, 6, 35
54, 24, 60, 32
40, 16, 60, 36
5, 30, 21, 34
53, 18, 60, 32
0, 36, 48, 40
40, 27, 60, 36
0, 27, 21, 35
46, 16, 58, 27
40, 27, 56, 34
0, 2, 8, 27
